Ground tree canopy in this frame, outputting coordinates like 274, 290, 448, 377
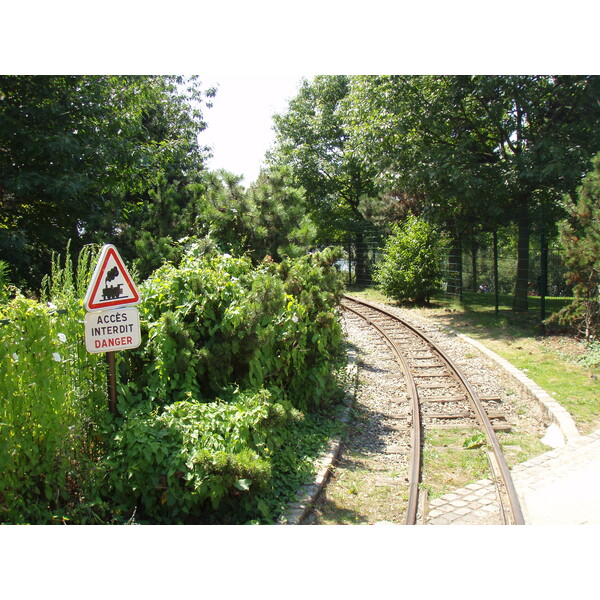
0, 75, 214, 286
270, 75, 379, 239
3, 74, 600, 311
343, 75, 600, 308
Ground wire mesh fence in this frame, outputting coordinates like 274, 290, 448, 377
331, 223, 573, 330
443, 233, 571, 296
325, 224, 385, 287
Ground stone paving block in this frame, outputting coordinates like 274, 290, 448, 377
465, 483, 481, 490
432, 516, 451, 525
450, 499, 468, 508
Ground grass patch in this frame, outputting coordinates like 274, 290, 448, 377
420, 428, 491, 499
310, 449, 409, 524
495, 430, 550, 468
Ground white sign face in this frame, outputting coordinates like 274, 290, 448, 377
84, 244, 141, 312
84, 307, 141, 354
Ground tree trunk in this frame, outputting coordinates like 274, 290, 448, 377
354, 231, 369, 284
513, 206, 530, 312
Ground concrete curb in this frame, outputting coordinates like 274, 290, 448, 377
277, 349, 358, 525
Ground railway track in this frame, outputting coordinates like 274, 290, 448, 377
340, 294, 525, 525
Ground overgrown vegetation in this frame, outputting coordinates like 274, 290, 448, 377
0, 244, 347, 524
0, 246, 108, 523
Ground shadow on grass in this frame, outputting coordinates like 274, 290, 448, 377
312, 497, 370, 525
345, 285, 574, 342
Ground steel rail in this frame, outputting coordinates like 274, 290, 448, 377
341, 294, 525, 525
341, 298, 422, 525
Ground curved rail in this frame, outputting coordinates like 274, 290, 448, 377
341, 298, 422, 524
341, 294, 525, 525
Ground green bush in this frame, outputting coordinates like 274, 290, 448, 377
118, 243, 345, 413
106, 243, 346, 522
106, 388, 287, 523
374, 215, 448, 304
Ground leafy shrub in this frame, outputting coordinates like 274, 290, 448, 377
106, 243, 346, 522
374, 215, 448, 304
106, 388, 289, 523
118, 243, 345, 413
0, 260, 11, 302
1, 241, 347, 523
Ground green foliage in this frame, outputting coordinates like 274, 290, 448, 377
374, 215, 448, 304
178, 168, 315, 266
344, 75, 600, 310
0, 245, 109, 523
463, 432, 486, 449
550, 153, 600, 340
106, 389, 279, 523
119, 244, 345, 414
0, 260, 11, 302
1, 237, 346, 523
270, 76, 380, 240
105, 244, 346, 523
0, 75, 213, 287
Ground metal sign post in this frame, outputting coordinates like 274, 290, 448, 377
107, 351, 118, 414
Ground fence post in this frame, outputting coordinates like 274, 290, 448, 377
458, 237, 463, 304
540, 225, 548, 335
347, 241, 352, 286
493, 230, 499, 315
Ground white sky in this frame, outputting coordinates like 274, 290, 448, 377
200, 75, 307, 186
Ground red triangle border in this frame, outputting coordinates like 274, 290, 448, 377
85, 246, 140, 311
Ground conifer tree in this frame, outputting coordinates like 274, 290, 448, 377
555, 153, 600, 339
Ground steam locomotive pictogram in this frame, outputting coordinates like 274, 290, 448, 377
101, 266, 125, 301
102, 283, 124, 300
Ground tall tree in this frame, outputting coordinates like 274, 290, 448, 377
344, 75, 600, 310
555, 152, 600, 339
246, 165, 316, 261
0, 75, 213, 287
269, 75, 380, 280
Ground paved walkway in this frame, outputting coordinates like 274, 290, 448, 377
427, 429, 600, 525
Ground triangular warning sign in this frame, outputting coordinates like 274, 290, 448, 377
84, 244, 141, 311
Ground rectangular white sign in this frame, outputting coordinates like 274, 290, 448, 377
84, 306, 141, 353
